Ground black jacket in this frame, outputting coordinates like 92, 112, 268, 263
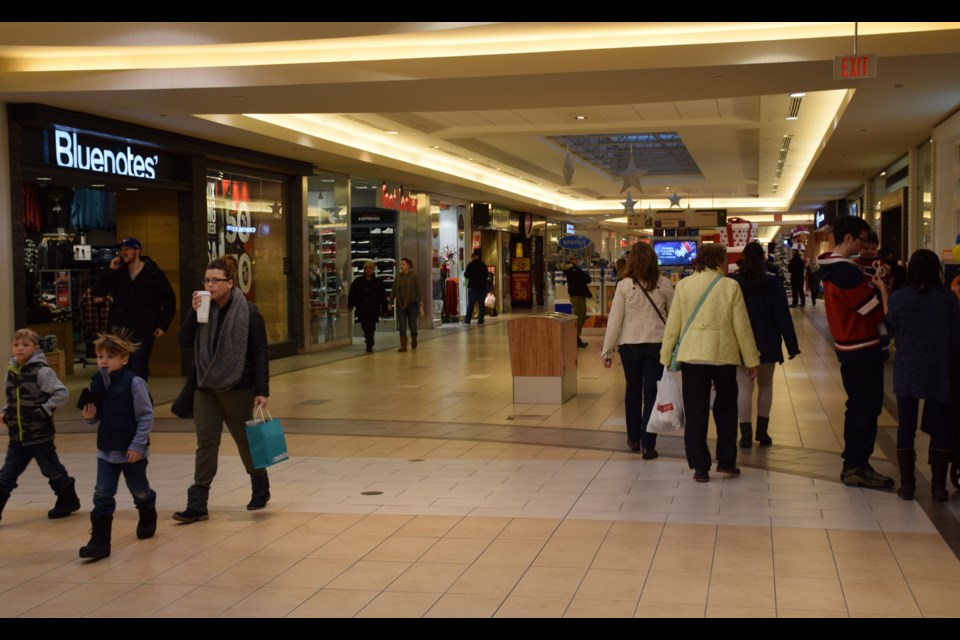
730, 273, 800, 364
565, 264, 593, 297
93, 257, 177, 337
464, 258, 489, 291
178, 298, 270, 397
348, 275, 389, 323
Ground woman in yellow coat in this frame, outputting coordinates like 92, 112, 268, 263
660, 243, 760, 482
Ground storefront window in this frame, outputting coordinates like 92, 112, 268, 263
917, 139, 933, 249
206, 170, 288, 344
307, 172, 351, 346
431, 199, 465, 322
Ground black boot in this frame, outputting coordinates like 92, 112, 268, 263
930, 448, 951, 502
755, 416, 773, 446
173, 485, 209, 523
247, 472, 271, 511
739, 422, 753, 449
896, 449, 916, 500
79, 513, 113, 559
48, 477, 81, 519
136, 506, 157, 539
0, 489, 9, 523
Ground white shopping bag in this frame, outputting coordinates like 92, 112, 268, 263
647, 370, 685, 434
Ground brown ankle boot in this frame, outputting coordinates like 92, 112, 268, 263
929, 448, 951, 502
397, 336, 408, 352
896, 449, 916, 500
411, 334, 418, 350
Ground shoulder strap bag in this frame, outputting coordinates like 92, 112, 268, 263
639, 281, 666, 324
669, 275, 722, 372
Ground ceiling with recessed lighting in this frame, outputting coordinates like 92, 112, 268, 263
1, 21, 959, 229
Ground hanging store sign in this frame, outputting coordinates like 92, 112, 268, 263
653, 209, 726, 228
558, 235, 591, 250
834, 54, 878, 80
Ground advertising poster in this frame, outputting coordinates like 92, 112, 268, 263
207, 177, 255, 299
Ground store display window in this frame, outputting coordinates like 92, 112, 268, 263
307, 172, 351, 346
206, 170, 289, 344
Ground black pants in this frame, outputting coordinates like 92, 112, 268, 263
126, 332, 155, 381
839, 350, 884, 470
791, 278, 806, 307
681, 363, 739, 471
359, 318, 377, 346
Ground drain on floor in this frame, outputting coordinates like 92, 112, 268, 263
408, 458, 424, 462
360, 491, 384, 495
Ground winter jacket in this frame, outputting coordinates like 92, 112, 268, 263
85, 368, 153, 458
2, 351, 69, 444
730, 272, 800, 364
660, 268, 760, 368
564, 264, 592, 297
601, 276, 674, 359
93, 256, 177, 337
464, 258, 489, 291
392, 269, 421, 310
348, 275, 389, 323
817, 252, 884, 360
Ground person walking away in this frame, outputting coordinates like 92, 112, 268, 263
806, 256, 822, 306
884, 249, 960, 501
563, 254, 593, 348
731, 243, 801, 448
817, 216, 894, 489
390, 258, 423, 352
78, 332, 157, 559
92, 237, 176, 380
788, 249, 806, 308
660, 243, 760, 482
463, 250, 489, 325
600, 242, 674, 458
0, 328, 78, 523
173, 258, 271, 523
348, 261, 390, 353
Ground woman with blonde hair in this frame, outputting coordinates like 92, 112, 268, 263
660, 243, 759, 482
601, 242, 674, 458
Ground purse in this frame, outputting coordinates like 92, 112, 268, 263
669, 275, 722, 372
245, 406, 290, 469
170, 366, 197, 419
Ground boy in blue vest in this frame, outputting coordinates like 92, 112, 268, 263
78, 332, 156, 559
0, 328, 79, 523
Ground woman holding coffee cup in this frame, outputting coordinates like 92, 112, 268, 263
172, 257, 271, 523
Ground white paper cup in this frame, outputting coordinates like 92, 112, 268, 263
197, 291, 212, 323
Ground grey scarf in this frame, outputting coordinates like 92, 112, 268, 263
195, 287, 249, 391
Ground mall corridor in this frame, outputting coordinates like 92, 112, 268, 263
1, 306, 959, 618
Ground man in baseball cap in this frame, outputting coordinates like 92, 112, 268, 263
93, 237, 176, 380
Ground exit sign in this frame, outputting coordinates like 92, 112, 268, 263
834, 54, 878, 80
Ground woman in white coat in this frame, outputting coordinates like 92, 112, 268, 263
601, 242, 674, 459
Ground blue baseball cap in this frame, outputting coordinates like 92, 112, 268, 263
120, 237, 142, 250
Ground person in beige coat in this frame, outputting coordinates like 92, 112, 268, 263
660, 243, 760, 482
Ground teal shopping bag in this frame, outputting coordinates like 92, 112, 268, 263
245, 408, 290, 469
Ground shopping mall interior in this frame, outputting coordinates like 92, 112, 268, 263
1, 22, 960, 618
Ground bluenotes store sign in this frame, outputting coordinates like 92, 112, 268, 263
53, 129, 158, 179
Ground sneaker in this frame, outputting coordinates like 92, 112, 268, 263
715, 464, 741, 477
693, 469, 710, 483
841, 465, 895, 489
641, 448, 659, 460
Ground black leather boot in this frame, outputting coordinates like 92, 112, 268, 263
48, 477, 81, 519
930, 448, 951, 502
136, 506, 157, 539
896, 449, 916, 500
0, 489, 10, 523
247, 472, 271, 511
173, 485, 209, 523
79, 513, 113, 559
755, 416, 772, 446
739, 422, 753, 448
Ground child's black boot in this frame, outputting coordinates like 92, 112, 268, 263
79, 513, 113, 559
48, 477, 81, 519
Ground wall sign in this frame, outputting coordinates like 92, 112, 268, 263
558, 235, 592, 250
53, 129, 158, 179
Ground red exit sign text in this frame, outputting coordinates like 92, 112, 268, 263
834, 54, 878, 80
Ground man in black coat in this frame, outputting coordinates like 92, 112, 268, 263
563, 254, 593, 348
348, 260, 390, 352
788, 249, 806, 308
463, 250, 489, 325
93, 237, 177, 380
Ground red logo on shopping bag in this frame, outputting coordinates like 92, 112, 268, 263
657, 402, 674, 412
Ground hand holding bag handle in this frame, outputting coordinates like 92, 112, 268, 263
669, 275, 722, 372
245, 406, 289, 469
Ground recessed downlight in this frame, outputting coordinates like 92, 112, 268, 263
384, 130, 399, 135
789, 92, 807, 98
574, 115, 587, 120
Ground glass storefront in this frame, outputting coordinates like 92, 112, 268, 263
206, 169, 289, 344
430, 199, 466, 323
306, 171, 351, 347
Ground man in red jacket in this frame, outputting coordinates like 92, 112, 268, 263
817, 216, 892, 490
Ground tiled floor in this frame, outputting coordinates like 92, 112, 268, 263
3, 305, 960, 617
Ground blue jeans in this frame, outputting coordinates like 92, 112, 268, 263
397, 304, 419, 337
839, 350, 884, 470
91, 457, 156, 515
0, 439, 71, 494
465, 288, 486, 324
619, 343, 663, 448
897, 396, 951, 450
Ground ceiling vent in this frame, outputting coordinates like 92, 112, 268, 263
786, 96, 802, 119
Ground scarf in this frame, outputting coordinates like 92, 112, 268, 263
195, 286, 249, 391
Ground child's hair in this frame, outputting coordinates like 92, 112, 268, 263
94, 330, 140, 358
11, 328, 40, 346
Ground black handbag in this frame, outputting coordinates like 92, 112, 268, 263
170, 366, 197, 419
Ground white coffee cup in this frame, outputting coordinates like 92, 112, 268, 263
196, 291, 212, 323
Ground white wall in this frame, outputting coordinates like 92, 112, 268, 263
933, 108, 960, 255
